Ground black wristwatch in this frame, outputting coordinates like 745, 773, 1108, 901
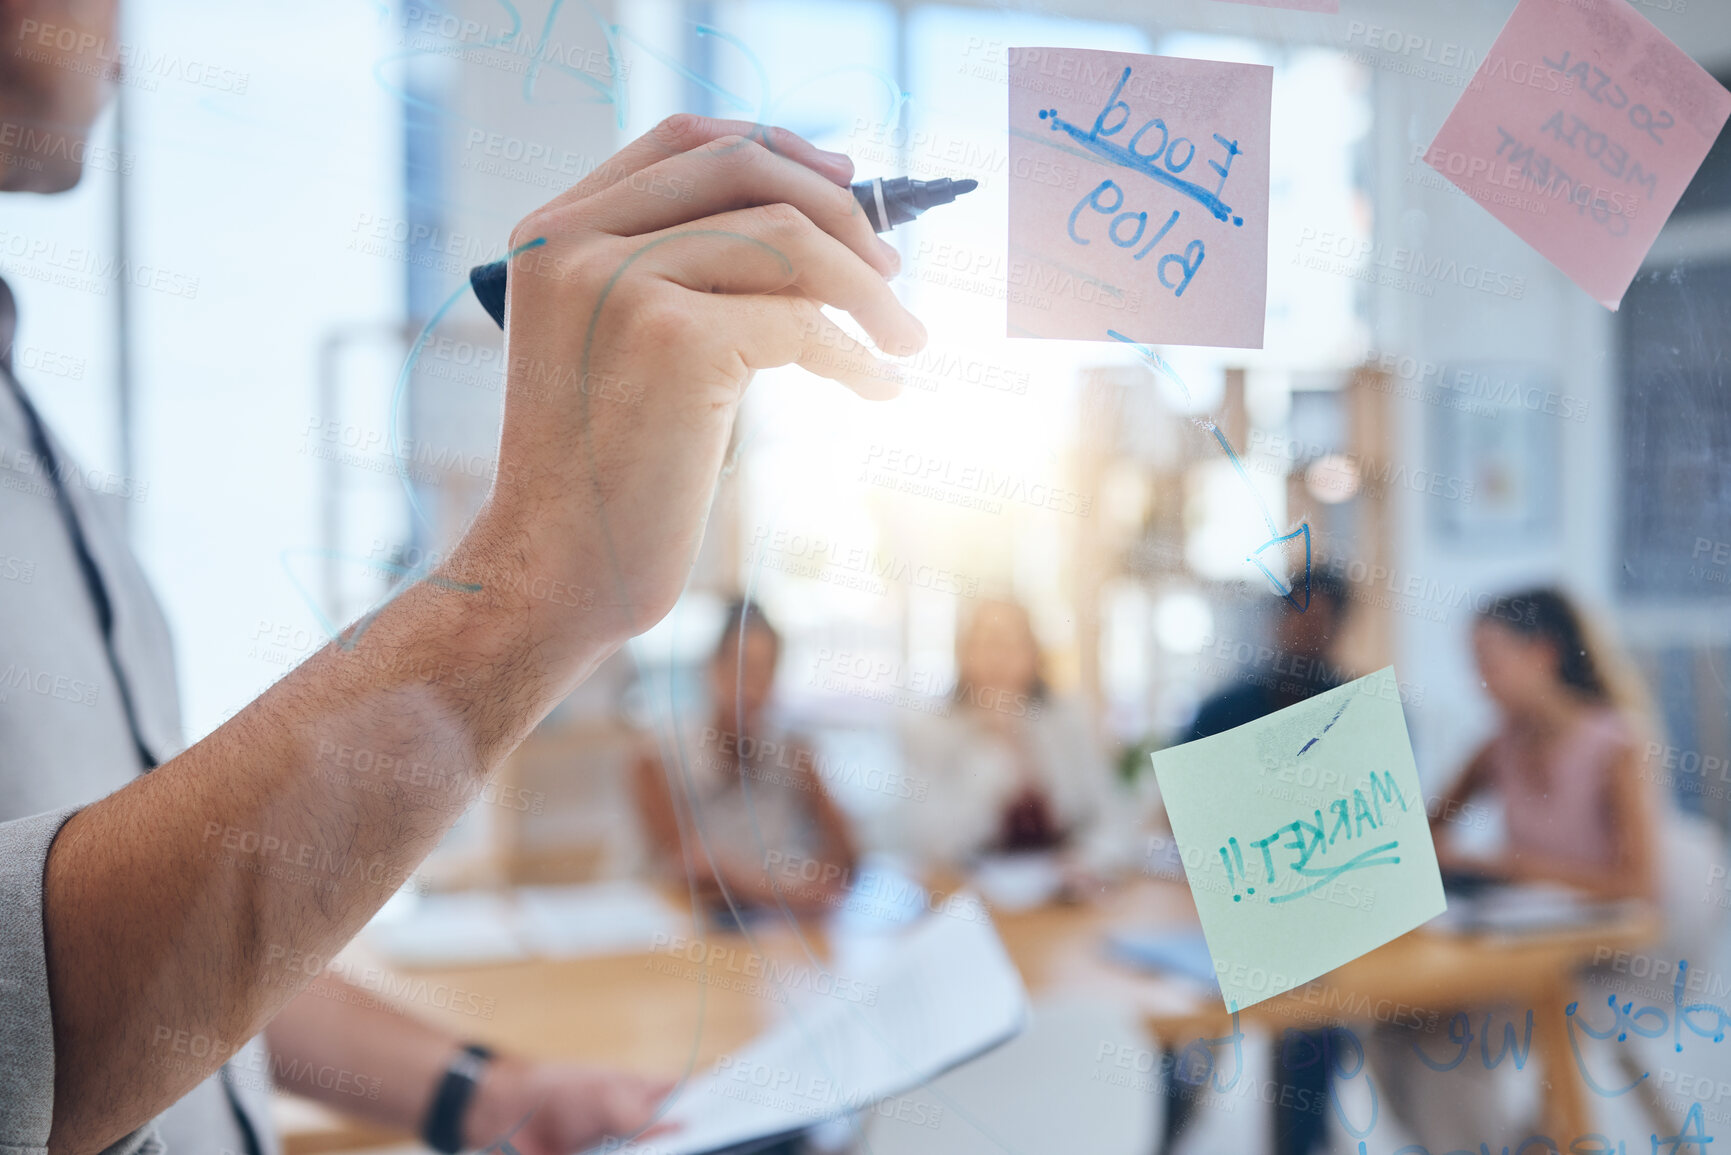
422, 1043, 495, 1154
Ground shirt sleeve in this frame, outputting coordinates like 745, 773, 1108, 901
0, 808, 162, 1155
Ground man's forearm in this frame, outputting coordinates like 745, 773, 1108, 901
264, 980, 458, 1135
43, 515, 610, 1153
37, 110, 917, 1154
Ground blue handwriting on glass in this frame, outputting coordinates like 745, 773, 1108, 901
1564, 960, 1731, 1098
1106, 332, 1313, 611
1222, 770, 1408, 905
1041, 65, 1247, 299
1411, 1008, 1535, 1073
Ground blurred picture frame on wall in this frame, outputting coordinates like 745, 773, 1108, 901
1428, 362, 1562, 549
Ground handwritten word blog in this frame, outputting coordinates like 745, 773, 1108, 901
1220, 769, 1408, 905
1040, 65, 1246, 299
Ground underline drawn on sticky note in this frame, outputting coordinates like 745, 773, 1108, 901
1296, 697, 1351, 756
1008, 48, 1272, 348
1421, 0, 1731, 311
1152, 667, 1446, 1011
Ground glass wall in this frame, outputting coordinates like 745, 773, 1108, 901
8, 0, 1730, 1149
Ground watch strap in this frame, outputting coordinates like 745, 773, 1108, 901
422, 1043, 495, 1154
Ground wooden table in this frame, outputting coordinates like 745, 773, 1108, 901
279, 881, 1658, 1153
1037, 894, 1661, 1145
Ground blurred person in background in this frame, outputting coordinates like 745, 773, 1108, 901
1374, 587, 1678, 1153
1187, 567, 1355, 741
635, 600, 857, 917
1163, 567, 1355, 1155
1429, 587, 1660, 899
901, 599, 1134, 892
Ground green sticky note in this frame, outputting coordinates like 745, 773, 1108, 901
1151, 667, 1446, 1011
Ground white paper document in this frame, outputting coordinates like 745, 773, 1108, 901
365, 881, 684, 966
603, 900, 1029, 1155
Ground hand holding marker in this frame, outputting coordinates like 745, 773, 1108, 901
468, 176, 979, 328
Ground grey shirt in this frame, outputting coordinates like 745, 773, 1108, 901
0, 278, 277, 1155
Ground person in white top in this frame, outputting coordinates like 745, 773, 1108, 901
635, 601, 858, 916
900, 600, 1135, 890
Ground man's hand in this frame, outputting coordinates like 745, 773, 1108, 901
42, 115, 920, 1153
466, 1058, 674, 1155
456, 114, 927, 675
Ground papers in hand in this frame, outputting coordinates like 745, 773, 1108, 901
607, 900, 1028, 1155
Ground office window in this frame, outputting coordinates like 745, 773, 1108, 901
1619, 262, 1731, 601
124, 0, 403, 737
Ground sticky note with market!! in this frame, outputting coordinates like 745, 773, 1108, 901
1423, 0, 1731, 310
1008, 48, 1271, 348
1151, 667, 1445, 1011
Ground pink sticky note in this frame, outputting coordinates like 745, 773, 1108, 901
1219, 0, 1338, 11
1424, 0, 1731, 310
1008, 48, 1272, 349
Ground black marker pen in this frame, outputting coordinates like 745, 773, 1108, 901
848, 175, 978, 231
468, 174, 978, 329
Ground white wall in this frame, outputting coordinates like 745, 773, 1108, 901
1351, 2, 1731, 781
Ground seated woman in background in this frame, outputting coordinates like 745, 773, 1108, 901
901, 599, 1134, 890
1372, 587, 1668, 1154
1430, 586, 1660, 901
634, 600, 857, 917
